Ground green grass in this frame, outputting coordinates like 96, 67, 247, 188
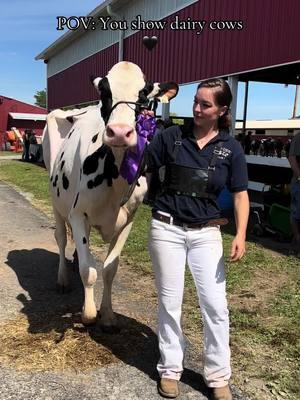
123, 205, 153, 271
0, 160, 52, 216
0, 160, 299, 399
0, 151, 21, 157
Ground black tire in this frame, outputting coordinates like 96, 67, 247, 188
252, 224, 264, 237
276, 232, 286, 242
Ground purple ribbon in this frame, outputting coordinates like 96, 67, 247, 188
120, 113, 157, 184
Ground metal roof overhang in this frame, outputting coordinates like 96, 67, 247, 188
9, 113, 47, 121
224, 60, 300, 137
35, 0, 129, 61
224, 61, 300, 85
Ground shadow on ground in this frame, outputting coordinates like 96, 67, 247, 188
5, 247, 209, 396
6, 248, 83, 334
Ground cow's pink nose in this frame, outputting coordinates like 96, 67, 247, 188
106, 124, 134, 140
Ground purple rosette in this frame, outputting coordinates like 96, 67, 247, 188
120, 113, 157, 184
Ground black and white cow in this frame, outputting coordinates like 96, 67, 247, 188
42, 61, 178, 329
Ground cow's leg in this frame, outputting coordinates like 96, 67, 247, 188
100, 220, 133, 331
69, 212, 97, 325
53, 207, 70, 292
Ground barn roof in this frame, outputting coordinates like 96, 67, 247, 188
35, 0, 125, 61
9, 112, 47, 121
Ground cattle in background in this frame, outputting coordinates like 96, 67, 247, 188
42, 61, 178, 330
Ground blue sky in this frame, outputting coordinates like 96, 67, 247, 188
0, 0, 298, 120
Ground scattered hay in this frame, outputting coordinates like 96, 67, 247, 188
0, 309, 158, 374
0, 314, 119, 372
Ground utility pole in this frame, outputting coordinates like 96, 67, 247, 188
292, 85, 299, 118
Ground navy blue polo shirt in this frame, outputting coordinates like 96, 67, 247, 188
146, 124, 248, 224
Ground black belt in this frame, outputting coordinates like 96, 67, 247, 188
152, 211, 228, 229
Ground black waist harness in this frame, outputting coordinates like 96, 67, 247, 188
163, 127, 223, 200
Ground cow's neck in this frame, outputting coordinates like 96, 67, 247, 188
111, 147, 126, 167
110, 147, 131, 201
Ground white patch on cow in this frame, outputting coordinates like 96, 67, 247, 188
92, 77, 102, 92
43, 108, 90, 175
147, 82, 161, 99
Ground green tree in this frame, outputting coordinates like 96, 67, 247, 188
34, 89, 46, 108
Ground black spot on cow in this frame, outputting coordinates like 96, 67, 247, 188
99, 145, 109, 158
60, 160, 65, 171
53, 175, 58, 187
57, 188, 60, 197
92, 133, 99, 143
86, 151, 119, 188
84, 212, 88, 218
83, 144, 109, 175
87, 174, 104, 189
50, 175, 53, 182
138, 81, 154, 104
68, 129, 75, 139
83, 237, 87, 244
67, 116, 74, 124
98, 77, 112, 124
95, 174, 105, 187
73, 192, 79, 208
103, 151, 119, 186
80, 168, 82, 180
62, 173, 69, 190
59, 152, 64, 161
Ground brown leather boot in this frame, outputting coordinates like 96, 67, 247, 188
158, 378, 179, 398
212, 385, 233, 400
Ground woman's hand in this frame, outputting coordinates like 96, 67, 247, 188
231, 190, 249, 262
230, 234, 246, 262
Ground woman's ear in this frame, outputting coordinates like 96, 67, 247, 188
219, 105, 228, 117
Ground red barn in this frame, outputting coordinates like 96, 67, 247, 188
0, 95, 47, 150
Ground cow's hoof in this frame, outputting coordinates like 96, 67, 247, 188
56, 283, 71, 294
81, 315, 97, 326
100, 324, 121, 334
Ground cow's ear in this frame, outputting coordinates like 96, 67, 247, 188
90, 75, 102, 93
147, 82, 179, 103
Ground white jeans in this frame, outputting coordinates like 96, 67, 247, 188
148, 217, 231, 388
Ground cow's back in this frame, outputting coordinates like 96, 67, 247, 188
44, 105, 105, 219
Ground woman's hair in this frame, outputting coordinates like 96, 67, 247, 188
197, 78, 232, 130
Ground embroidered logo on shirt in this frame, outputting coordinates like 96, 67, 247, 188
214, 147, 232, 159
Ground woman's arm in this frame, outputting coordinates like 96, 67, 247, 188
230, 190, 249, 262
288, 155, 300, 177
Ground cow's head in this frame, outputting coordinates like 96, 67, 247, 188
91, 61, 178, 148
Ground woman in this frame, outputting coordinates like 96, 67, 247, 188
146, 79, 249, 400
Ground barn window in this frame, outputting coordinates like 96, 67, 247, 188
256, 129, 266, 135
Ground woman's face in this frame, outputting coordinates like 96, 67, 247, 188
193, 87, 227, 128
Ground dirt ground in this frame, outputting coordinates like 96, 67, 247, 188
0, 182, 249, 400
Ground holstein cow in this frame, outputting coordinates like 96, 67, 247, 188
43, 61, 178, 330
